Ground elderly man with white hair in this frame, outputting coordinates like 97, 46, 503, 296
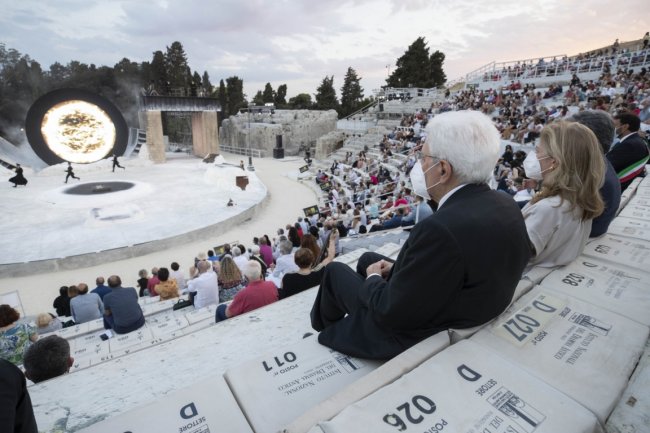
311, 110, 533, 359
215, 261, 278, 322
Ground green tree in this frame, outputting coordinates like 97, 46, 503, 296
217, 79, 227, 117
225, 75, 245, 115
314, 75, 338, 110
429, 50, 447, 87
387, 37, 446, 88
288, 93, 312, 109
202, 71, 213, 96
252, 90, 265, 106
262, 82, 275, 103
191, 71, 202, 96
275, 84, 287, 107
339, 67, 364, 117
148, 50, 168, 94
165, 41, 190, 92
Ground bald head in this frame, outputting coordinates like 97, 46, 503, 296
197, 260, 211, 273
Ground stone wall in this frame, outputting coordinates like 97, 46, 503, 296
219, 110, 338, 156
315, 130, 347, 160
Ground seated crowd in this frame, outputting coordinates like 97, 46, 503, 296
1, 58, 649, 414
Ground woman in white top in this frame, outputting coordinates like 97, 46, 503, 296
521, 121, 605, 272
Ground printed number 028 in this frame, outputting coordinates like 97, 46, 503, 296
382, 395, 436, 431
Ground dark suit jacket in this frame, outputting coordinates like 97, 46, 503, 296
317, 183, 532, 359
606, 133, 650, 191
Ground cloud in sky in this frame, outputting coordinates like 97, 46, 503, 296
1, 0, 647, 99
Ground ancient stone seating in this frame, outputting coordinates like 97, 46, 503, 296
32, 175, 650, 433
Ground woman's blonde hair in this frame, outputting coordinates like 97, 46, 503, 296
530, 121, 605, 220
219, 256, 242, 284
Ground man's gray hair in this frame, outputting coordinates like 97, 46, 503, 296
243, 260, 262, 281
279, 240, 293, 255
232, 246, 242, 257
568, 110, 615, 154
424, 110, 500, 184
23, 335, 70, 383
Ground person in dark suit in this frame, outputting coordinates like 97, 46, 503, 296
569, 110, 621, 237
607, 112, 649, 191
310, 110, 532, 360
0, 359, 38, 432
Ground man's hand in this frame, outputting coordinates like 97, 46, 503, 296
366, 260, 393, 279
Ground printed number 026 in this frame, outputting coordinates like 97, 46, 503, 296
382, 395, 436, 431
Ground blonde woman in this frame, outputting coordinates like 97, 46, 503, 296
521, 121, 605, 271
218, 255, 246, 302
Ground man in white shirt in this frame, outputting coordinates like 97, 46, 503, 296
272, 240, 299, 279
170, 262, 186, 293
187, 260, 219, 309
231, 246, 249, 273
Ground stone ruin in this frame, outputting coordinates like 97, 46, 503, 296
219, 109, 338, 157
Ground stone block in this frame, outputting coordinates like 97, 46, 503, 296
317, 340, 602, 433
471, 288, 648, 423
224, 335, 382, 433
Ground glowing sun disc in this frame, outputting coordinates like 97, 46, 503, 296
41, 100, 116, 163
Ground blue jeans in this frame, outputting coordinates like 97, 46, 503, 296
215, 304, 228, 323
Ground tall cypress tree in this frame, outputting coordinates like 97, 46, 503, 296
314, 75, 338, 111
387, 37, 446, 88
340, 67, 364, 117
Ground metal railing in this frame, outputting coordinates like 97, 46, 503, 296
219, 145, 263, 158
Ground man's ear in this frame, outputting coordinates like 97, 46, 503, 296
67, 356, 74, 372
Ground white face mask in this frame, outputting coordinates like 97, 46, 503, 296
523, 150, 551, 180
409, 160, 439, 200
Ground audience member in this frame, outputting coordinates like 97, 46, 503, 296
217, 256, 246, 302
154, 267, 179, 300
103, 276, 145, 334
258, 235, 274, 267
299, 233, 321, 267
272, 240, 299, 279
231, 246, 248, 273
136, 269, 149, 297
187, 260, 219, 309
35, 313, 62, 335
23, 335, 73, 383
215, 261, 278, 322
69, 284, 104, 324
569, 110, 622, 237
0, 359, 38, 432
52, 286, 71, 317
147, 267, 160, 297
170, 262, 186, 293
280, 232, 337, 300
522, 121, 605, 272
249, 245, 268, 276
0, 305, 38, 365
91, 277, 110, 300
608, 112, 649, 190
310, 110, 532, 359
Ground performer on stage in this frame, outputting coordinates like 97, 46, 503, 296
112, 154, 125, 172
9, 164, 28, 188
65, 162, 80, 183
